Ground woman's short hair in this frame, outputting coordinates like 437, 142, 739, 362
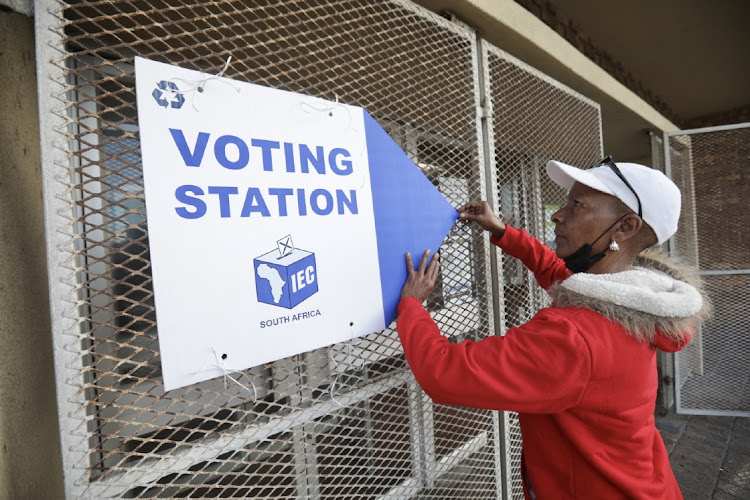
611, 197, 658, 251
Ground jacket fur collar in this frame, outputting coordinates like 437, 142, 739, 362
549, 248, 711, 346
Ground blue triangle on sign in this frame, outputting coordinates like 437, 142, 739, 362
364, 111, 460, 327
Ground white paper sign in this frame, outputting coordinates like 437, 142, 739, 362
135, 57, 457, 391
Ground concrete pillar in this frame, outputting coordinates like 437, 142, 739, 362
0, 9, 64, 499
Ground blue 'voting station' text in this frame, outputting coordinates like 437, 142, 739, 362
169, 128, 359, 219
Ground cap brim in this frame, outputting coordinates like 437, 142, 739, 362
546, 160, 616, 196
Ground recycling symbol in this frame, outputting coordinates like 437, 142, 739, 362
152, 80, 185, 109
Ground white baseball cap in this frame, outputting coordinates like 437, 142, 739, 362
546, 158, 681, 244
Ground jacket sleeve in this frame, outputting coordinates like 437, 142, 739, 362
491, 225, 571, 290
397, 297, 592, 413
653, 327, 693, 353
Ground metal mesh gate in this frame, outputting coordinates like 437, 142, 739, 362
481, 43, 602, 498
666, 123, 750, 416
37, 0, 602, 497
49, 1, 497, 497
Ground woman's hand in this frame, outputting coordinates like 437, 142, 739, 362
400, 250, 440, 302
458, 201, 506, 238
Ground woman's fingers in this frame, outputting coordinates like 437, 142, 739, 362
427, 252, 440, 281
405, 252, 415, 275
418, 249, 430, 273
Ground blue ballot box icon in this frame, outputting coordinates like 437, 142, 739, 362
254, 241, 318, 309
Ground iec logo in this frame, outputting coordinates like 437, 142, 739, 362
254, 235, 318, 309
152, 80, 185, 109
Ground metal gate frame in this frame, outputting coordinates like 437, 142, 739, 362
36, 1, 502, 497
479, 41, 603, 499
664, 121, 750, 417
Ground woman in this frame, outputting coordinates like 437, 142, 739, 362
397, 157, 709, 499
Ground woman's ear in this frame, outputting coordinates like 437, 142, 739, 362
616, 214, 643, 242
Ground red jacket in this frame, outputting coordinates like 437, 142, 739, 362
397, 226, 703, 499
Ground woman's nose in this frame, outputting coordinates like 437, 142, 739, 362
551, 208, 564, 224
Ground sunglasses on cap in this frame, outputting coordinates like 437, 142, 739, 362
596, 156, 643, 218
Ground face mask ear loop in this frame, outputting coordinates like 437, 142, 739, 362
590, 213, 628, 248
563, 213, 630, 274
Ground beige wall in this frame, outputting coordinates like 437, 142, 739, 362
0, 9, 64, 499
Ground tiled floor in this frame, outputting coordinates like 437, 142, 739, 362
656, 412, 750, 499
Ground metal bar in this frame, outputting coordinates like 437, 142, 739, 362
85, 371, 412, 498
407, 379, 426, 490
376, 430, 489, 499
698, 269, 750, 276
477, 40, 506, 337
491, 411, 505, 500
682, 142, 705, 376
597, 102, 604, 157
521, 164, 537, 321
35, 1, 95, 498
502, 412, 518, 498
666, 131, 687, 410
467, 12, 497, 349
292, 424, 321, 498
428, 430, 489, 479
376, 477, 424, 499
478, 39, 513, 500
477, 39, 508, 500
663, 131, 675, 258
666, 121, 750, 137
650, 132, 675, 413
675, 408, 750, 418
421, 393, 437, 489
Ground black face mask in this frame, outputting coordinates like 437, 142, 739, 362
562, 214, 627, 273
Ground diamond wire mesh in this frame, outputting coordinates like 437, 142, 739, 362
55, 0, 502, 497
671, 126, 750, 416
667, 135, 700, 268
482, 43, 603, 499
665, 134, 704, 393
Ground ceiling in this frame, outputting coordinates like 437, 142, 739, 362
550, 0, 750, 126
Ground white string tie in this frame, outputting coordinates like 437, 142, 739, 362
329, 322, 365, 407
299, 93, 357, 133
192, 347, 257, 402
298, 92, 369, 190
170, 55, 241, 111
